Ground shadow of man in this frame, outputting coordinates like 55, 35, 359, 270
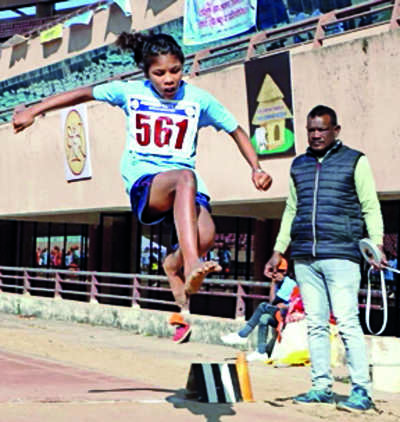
166, 388, 236, 422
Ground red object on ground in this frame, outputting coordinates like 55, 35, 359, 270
173, 324, 192, 344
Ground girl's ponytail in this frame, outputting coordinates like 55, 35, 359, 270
116, 31, 184, 75
116, 31, 147, 69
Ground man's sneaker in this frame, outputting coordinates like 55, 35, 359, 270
293, 389, 335, 406
220, 332, 248, 345
173, 324, 192, 344
336, 386, 373, 412
246, 351, 269, 362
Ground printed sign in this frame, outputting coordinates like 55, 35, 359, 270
245, 51, 296, 158
61, 104, 92, 182
183, 0, 256, 45
127, 95, 200, 159
40, 23, 63, 44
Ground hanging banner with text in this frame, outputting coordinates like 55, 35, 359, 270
60, 104, 92, 182
245, 51, 296, 159
183, 0, 256, 45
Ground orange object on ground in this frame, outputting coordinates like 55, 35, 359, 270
169, 312, 186, 326
235, 352, 254, 402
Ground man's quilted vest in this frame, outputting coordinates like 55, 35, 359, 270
290, 142, 364, 263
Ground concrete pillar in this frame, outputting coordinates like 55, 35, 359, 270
250, 218, 282, 314
36, 3, 55, 17
128, 215, 140, 274
101, 216, 113, 272
0, 221, 18, 266
87, 225, 99, 271
253, 219, 281, 281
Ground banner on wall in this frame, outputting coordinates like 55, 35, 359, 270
183, 0, 256, 45
2, 34, 28, 47
245, 51, 296, 159
40, 23, 63, 44
61, 104, 92, 182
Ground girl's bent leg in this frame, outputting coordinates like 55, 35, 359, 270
146, 170, 198, 306
184, 205, 221, 295
149, 172, 219, 303
148, 170, 202, 274
164, 205, 221, 301
163, 250, 186, 307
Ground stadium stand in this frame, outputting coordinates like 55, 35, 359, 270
0, 0, 396, 125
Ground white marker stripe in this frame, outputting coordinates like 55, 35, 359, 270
220, 363, 236, 403
136, 399, 167, 404
202, 364, 218, 403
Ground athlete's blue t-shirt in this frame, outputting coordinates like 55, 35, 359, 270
92, 79, 238, 196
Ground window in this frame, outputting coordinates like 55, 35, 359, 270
34, 222, 88, 271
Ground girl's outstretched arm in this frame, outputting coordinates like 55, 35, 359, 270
229, 125, 273, 191
13, 87, 94, 134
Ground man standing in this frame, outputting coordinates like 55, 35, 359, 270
265, 105, 385, 412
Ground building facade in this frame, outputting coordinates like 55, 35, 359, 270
0, 0, 399, 326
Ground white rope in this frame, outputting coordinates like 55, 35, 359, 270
359, 238, 398, 335
359, 238, 400, 274
365, 266, 388, 336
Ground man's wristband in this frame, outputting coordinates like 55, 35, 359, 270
252, 168, 265, 174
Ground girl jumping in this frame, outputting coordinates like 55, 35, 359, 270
13, 32, 272, 310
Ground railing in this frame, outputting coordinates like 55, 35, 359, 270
0, 265, 274, 319
0, 266, 394, 320
1, 0, 398, 124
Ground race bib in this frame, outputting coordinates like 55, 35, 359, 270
127, 95, 200, 159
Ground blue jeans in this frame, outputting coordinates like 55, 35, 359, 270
294, 259, 370, 393
239, 302, 278, 354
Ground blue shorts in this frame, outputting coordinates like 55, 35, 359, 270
130, 174, 212, 225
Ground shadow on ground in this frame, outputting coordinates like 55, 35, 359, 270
88, 387, 235, 422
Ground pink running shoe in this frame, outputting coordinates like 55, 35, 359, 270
173, 324, 192, 344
